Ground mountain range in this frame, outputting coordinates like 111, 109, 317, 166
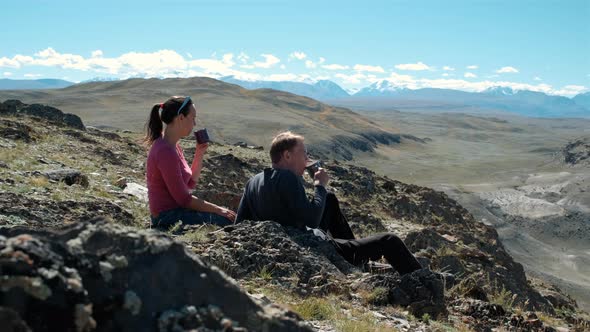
0, 78, 74, 90
220, 76, 350, 100
1, 77, 588, 118
208, 77, 590, 118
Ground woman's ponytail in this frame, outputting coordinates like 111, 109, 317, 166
144, 103, 163, 146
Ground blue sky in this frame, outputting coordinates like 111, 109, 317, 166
1, 0, 589, 96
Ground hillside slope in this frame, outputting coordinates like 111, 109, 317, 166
0, 77, 423, 161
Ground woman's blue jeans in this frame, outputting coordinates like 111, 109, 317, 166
151, 208, 232, 228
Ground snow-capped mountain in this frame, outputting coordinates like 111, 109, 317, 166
483, 86, 516, 96
347, 84, 589, 118
354, 80, 409, 97
220, 76, 349, 100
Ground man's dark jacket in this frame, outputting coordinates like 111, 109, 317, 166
236, 168, 327, 228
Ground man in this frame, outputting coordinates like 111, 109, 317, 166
236, 131, 422, 275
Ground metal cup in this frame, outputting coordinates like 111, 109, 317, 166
194, 128, 210, 144
305, 160, 321, 178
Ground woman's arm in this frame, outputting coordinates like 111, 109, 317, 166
190, 143, 208, 186
187, 195, 236, 222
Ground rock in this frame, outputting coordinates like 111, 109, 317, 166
433, 255, 465, 278
63, 130, 98, 144
123, 183, 148, 202
0, 100, 25, 114
19, 104, 85, 130
355, 269, 447, 318
562, 136, 590, 166
115, 177, 127, 189
38, 169, 89, 187
456, 299, 506, 319
0, 218, 312, 332
86, 127, 122, 141
405, 228, 453, 252
0, 306, 32, 332
0, 120, 35, 143
193, 220, 357, 289
93, 147, 127, 166
540, 289, 576, 311
0, 192, 135, 228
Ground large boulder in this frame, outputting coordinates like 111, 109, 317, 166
0, 218, 311, 331
20, 104, 85, 130
193, 220, 358, 292
0, 100, 84, 130
354, 269, 447, 318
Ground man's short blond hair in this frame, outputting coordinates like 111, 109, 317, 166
270, 131, 305, 164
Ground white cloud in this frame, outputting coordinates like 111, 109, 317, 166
467, 65, 478, 70
353, 64, 385, 73
335, 73, 368, 84
280, 64, 286, 69
266, 73, 299, 81
322, 64, 350, 70
0, 57, 22, 68
253, 54, 280, 68
464, 72, 477, 78
553, 85, 587, 96
443, 66, 455, 71
237, 52, 249, 63
24, 73, 41, 78
1, 48, 584, 97
189, 54, 235, 74
186, 52, 193, 59
305, 60, 317, 69
496, 66, 519, 73
91, 50, 103, 58
319, 57, 326, 64
289, 51, 307, 60
394, 62, 431, 71
534, 76, 542, 81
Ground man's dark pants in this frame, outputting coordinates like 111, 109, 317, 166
319, 193, 422, 275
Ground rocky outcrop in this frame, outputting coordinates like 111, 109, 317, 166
353, 269, 447, 318
563, 136, 590, 166
192, 221, 357, 292
190, 220, 449, 316
0, 218, 311, 331
0, 192, 134, 228
0, 119, 36, 143
1, 100, 84, 130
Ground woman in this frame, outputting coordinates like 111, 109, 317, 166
144, 96, 236, 228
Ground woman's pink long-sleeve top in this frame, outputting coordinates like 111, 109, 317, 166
146, 138, 196, 216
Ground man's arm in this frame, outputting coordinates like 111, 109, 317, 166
235, 181, 252, 224
283, 174, 327, 228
